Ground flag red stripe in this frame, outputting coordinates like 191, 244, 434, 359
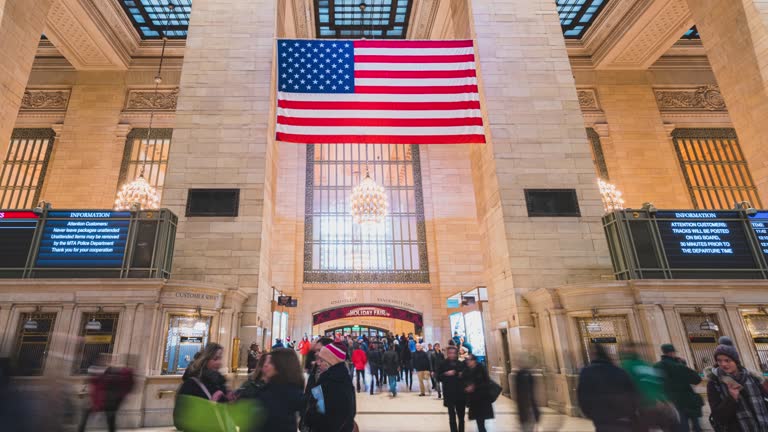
277, 132, 486, 144
354, 69, 476, 79
355, 54, 475, 63
354, 40, 474, 49
277, 116, 483, 127
277, 100, 481, 110
355, 85, 478, 94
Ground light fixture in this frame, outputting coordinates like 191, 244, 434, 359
193, 306, 207, 331
115, 4, 174, 211
585, 308, 602, 333
350, 170, 388, 225
734, 201, 757, 216
24, 306, 41, 331
697, 308, 719, 332
641, 202, 658, 213
85, 307, 103, 331
597, 178, 625, 213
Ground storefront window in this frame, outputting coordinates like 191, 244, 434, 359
14, 312, 57, 376
464, 311, 486, 362
744, 314, 768, 373
162, 315, 211, 375
74, 312, 119, 374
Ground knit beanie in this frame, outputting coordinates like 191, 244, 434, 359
713, 336, 740, 365
318, 342, 346, 366
661, 344, 676, 354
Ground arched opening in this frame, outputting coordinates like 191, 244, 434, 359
311, 304, 424, 337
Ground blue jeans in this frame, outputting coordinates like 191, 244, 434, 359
388, 375, 398, 395
678, 411, 702, 432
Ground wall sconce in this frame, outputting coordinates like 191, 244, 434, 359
23, 306, 41, 331
586, 308, 602, 333
85, 307, 103, 331
193, 306, 207, 331
696, 307, 719, 332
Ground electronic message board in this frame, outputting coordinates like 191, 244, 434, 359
655, 211, 757, 270
748, 211, 768, 262
36, 211, 130, 268
0, 211, 38, 268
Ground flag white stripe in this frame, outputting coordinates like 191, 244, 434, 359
354, 62, 476, 71
278, 92, 480, 102
353, 47, 474, 56
278, 108, 482, 119
354, 77, 478, 86
276, 124, 485, 135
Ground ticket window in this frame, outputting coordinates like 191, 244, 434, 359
74, 312, 119, 374
744, 314, 768, 374
14, 312, 57, 376
577, 315, 630, 365
680, 313, 722, 371
162, 315, 212, 375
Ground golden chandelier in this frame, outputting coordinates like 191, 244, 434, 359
350, 171, 388, 225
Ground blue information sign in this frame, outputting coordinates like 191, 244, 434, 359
655, 211, 756, 269
749, 211, 768, 259
36, 211, 131, 268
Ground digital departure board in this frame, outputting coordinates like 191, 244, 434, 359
655, 211, 757, 269
0, 211, 38, 268
749, 211, 768, 261
36, 211, 131, 268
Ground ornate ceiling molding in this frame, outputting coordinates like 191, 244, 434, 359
123, 88, 179, 112
407, 0, 439, 39
577, 88, 602, 112
20, 89, 72, 112
292, 0, 313, 39
654, 85, 727, 112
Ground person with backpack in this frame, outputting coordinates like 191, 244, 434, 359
707, 337, 768, 431
653, 344, 703, 432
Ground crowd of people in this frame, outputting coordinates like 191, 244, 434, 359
173, 331, 497, 432
577, 336, 768, 432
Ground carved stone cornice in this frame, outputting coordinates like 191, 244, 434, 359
654, 85, 727, 112
20, 89, 71, 112
123, 88, 179, 112
408, 0, 440, 39
577, 88, 601, 112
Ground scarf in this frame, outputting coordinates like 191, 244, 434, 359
715, 367, 768, 431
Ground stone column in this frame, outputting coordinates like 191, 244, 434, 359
594, 72, 691, 208
686, 0, 768, 205
723, 305, 760, 372
635, 304, 671, 359
467, 0, 611, 353
0, 0, 55, 159
46, 303, 75, 376
162, 0, 278, 329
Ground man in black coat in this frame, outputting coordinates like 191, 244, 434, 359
382, 344, 400, 397
577, 344, 639, 432
368, 342, 383, 395
430, 343, 446, 399
438, 346, 467, 432
305, 342, 357, 432
413, 343, 432, 396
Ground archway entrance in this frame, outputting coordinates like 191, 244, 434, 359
311, 304, 423, 337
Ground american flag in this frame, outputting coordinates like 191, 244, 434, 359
276, 39, 486, 145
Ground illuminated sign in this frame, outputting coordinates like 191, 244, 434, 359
36, 211, 131, 267
0, 211, 38, 269
655, 211, 757, 270
749, 211, 768, 260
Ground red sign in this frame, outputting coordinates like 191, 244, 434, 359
0, 211, 38, 219
313, 304, 423, 328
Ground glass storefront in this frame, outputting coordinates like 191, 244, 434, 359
162, 315, 211, 375
324, 325, 388, 338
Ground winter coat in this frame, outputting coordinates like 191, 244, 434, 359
246, 382, 304, 432
577, 358, 638, 430
298, 340, 311, 356
438, 359, 467, 406
653, 355, 702, 417
352, 349, 367, 371
706, 366, 768, 432
430, 350, 445, 374
515, 368, 540, 425
382, 350, 400, 376
174, 369, 229, 430
400, 344, 412, 364
464, 363, 494, 421
305, 362, 357, 432
368, 349, 383, 369
621, 355, 666, 407
413, 350, 431, 372
408, 339, 416, 352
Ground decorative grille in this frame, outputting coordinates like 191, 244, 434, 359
118, 128, 173, 201
314, 0, 413, 39
14, 312, 57, 376
680, 313, 722, 371
304, 143, 429, 283
74, 313, 120, 374
586, 128, 609, 180
672, 129, 762, 210
0, 129, 55, 209
577, 315, 630, 364
744, 314, 768, 373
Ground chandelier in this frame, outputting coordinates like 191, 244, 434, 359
597, 178, 625, 213
115, 3, 175, 211
350, 171, 388, 225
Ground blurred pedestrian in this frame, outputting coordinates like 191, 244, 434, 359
304, 342, 357, 432
654, 344, 703, 432
620, 343, 677, 432
515, 355, 540, 432
430, 343, 445, 399
236, 353, 268, 399
78, 354, 135, 432
174, 343, 232, 430
382, 344, 400, 397
300, 337, 334, 432
464, 353, 494, 432
298, 337, 311, 371
272, 338, 285, 349
368, 342, 383, 395
577, 344, 638, 432
247, 342, 261, 374
707, 337, 768, 431
414, 343, 432, 396
352, 343, 367, 393
400, 339, 413, 390
240, 348, 304, 432
439, 346, 467, 432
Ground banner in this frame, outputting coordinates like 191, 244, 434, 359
312, 304, 423, 327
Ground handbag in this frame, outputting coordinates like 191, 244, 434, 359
488, 379, 502, 403
174, 378, 259, 432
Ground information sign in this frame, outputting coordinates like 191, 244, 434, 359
749, 211, 768, 261
0, 211, 38, 268
36, 211, 131, 267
